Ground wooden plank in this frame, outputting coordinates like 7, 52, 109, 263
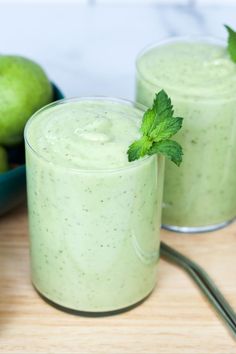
0, 204, 235, 353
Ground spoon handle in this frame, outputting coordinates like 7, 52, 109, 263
160, 242, 236, 337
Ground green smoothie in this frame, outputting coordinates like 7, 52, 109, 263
25, 98, 164, 313
136, 38, 236, 231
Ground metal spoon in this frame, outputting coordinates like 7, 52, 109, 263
160, 242, 236, 336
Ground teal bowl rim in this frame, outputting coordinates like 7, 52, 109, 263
0, 164, 26, 181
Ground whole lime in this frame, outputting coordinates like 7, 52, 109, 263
0, 56, 53, 145
0, 146, 9, 172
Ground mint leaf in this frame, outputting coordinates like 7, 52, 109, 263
140, 108, 156, 135
152, 90, 173, 123
150, 116, 183, 142
225, 24, 236, 62
148, 140, 183, 167
127, 89, 183, 166
127, 136, 152, 162
141, 90, 173, 135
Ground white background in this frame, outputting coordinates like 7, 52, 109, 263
0, 1, 235, 100
1, 1, 236, 3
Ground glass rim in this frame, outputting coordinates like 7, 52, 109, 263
135, 35, 229, 98
24, 96, 155, 174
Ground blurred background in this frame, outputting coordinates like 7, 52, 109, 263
1, 0, 235, 100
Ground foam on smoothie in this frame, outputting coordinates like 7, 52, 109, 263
26, 100, 143, 170
137, 40, 236, 99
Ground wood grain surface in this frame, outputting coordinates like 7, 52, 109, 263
0, 204, 236, 354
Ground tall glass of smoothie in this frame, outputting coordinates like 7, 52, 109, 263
24, 97, 164, 314
136, 37, 236, 232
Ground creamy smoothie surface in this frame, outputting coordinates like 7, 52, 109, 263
25, 98, 164, 312
137, 39, 236, 230
27, 99, 143, 170
137, 40, 236, 99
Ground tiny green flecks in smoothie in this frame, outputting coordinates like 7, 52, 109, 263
225, 24, 236, 62
127, 90, 183, 166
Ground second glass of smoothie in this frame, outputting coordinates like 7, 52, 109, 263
25, 97, 164, 314
136, 37, 236, 232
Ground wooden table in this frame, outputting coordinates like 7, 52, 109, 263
1, 204, 236, 354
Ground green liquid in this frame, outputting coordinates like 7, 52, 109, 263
25, 99, 164, 312
136, 39, 236, 229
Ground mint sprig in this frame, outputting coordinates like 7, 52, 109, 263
225, 24, 236, 62
127, 90, 183, 166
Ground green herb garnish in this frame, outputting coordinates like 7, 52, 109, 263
225, 24, 236, 62
127, 90, 183, 166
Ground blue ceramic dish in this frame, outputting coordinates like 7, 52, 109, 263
0, 83, 64, 215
